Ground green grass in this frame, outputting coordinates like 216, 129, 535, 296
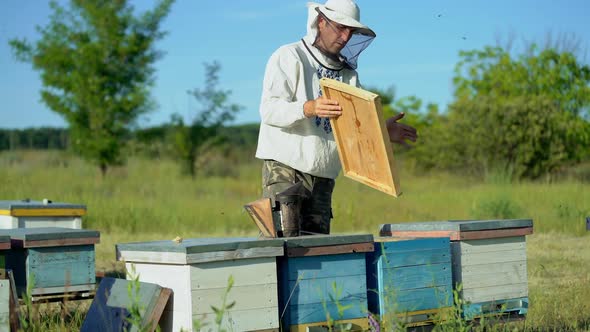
1, 150, 589, 331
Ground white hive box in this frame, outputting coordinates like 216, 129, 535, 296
0, 199, 85, 229
117, 237, 285, 332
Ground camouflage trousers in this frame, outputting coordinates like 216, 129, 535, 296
262, 160, 335, 235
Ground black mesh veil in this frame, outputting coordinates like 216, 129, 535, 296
340, 32, 374, 70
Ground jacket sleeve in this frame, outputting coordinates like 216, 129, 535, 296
259, 48, 308, 128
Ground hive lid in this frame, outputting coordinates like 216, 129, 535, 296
0, 200, 86, 217
280, 234, 374, 257
117, 237, 285, 264
0, 227, 100, 248
282, 234, 373, 248
379, 219, 533, 240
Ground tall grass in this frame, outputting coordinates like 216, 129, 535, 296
1, 150, 589, 331
1, 150, 587, 236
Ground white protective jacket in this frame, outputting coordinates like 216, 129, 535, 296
255, 5, 361, 179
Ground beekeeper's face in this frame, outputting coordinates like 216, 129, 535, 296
316, 12, 355, 56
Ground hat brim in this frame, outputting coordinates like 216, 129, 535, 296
315, 5, 376, 37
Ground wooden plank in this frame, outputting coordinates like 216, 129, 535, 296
21, 237, 99, 248
190, 257, 277, 289
126, 262, 193, 332
0, 227, 99, 248
287, 299, 367, 325
7, 270, 19, 332
320, 78, 400, 196
117, 237, 284, 256
462, 297, 528, 320
0, 200, 86, 217
387, 307, 453, 328
459, 227, 533, 240
374, 237, 449, 252
454, 250, 526, 266
283, 234, 373, 248
281, 253, 366, 281
193, 307, 280, 332
286, 242, 373, 257
455, 236, 526, 254
285, 275, 366, 306
288, 317, 368, 332
119, 247, 283, 265
459, 261, 527, 277
80, 277, 171, 332
380, 229, 460, 239
460, 271, 528, 289
380, 219, 533, 233
381, 263, 452, 290
1, 208, 86, 217
380, 286, 453, 313
186, 247, 284, 264
462, 283, 528, 303
192, 283, 278, 313
28, 284, 96, 296
0, 215, 82, 229
374, 249, 451, 268
146, 287, 172, 332
244, 198, 276, 237
118, 250, 187, 264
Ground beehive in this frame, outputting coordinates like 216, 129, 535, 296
117, 237, 284, 332
379, 219, 532, 319
278, 234, 374, 332
366, 237, 453, 327
0, 200, 85, 229
0, 227, 99, 298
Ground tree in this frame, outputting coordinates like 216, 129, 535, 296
418, 44, 590, 179
170, 62, 243, 177
10, 0, 174, 176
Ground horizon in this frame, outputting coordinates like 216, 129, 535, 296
1, 0, 589, 129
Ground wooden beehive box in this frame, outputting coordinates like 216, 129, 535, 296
278, 234, 374, 332
379, 219, 533, 319
0, 200, 85, 229
0, 227, 99, 298
366, 237, 453, 327
116, 237, 285, 332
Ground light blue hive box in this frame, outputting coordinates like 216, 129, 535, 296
277, 234, 374, 332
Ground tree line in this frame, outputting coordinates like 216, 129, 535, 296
8, 0, 590, 180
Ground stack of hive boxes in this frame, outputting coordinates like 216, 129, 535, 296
380, 219, 532, 320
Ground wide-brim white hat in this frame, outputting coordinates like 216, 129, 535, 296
308, 0, 376, 37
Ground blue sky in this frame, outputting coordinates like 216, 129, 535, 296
1, 0, 589, 129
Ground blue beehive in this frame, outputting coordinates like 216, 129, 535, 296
277, 234, 374, 332
366, 237, 453, 327
1, 227, 99, 298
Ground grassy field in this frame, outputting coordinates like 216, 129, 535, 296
1, 150, 589, 331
